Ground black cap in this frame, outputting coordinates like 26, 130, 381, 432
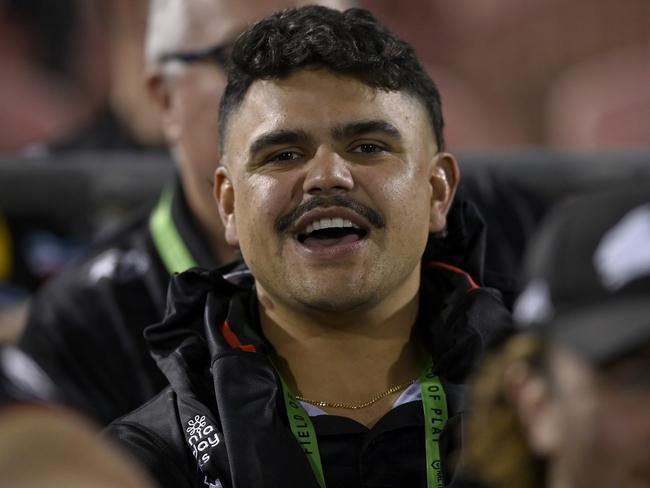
513, 184, 650, 365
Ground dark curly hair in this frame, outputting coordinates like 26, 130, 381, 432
218, 6, 445, 152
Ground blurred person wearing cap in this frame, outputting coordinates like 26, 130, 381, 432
464, 184, 650, 488
105, 6, 511, 487
16, 0, 348, 426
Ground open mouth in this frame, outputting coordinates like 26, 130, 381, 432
296, 217, 368, 249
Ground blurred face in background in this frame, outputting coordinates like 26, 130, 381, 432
518, 343, 650, 488
145, 0, 350, 256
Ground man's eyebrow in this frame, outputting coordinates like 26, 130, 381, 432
249, 129, 310, 158
332, 120, 402, 140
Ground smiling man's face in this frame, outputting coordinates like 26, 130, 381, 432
216, 69, 457, 314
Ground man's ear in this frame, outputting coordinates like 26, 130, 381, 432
429, 152, 460, 233
505, 361, 561, 457
146, 72, 181, 142
214, 166, 239, 246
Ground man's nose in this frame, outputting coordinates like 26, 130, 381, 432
302, 149, 354, 195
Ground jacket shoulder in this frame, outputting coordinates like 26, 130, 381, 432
106, 387, 197, 488
17, 219, 169, 424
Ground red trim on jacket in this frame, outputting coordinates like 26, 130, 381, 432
219, 321, 257, 352
426, 261, 480, 290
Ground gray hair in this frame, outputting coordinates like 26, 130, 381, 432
144, 0, 189, 69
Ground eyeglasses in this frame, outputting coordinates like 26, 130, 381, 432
158, 42, 233, 68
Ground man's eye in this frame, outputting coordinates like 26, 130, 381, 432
351, 143, 384, 154
268, 151, 301, 162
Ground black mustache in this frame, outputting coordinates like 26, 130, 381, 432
275, 195, 385, 234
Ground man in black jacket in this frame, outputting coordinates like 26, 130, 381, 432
107, 7, 511, 487
17, 0, 345, 425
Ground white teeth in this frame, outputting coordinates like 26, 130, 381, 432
303, 218, 359, 235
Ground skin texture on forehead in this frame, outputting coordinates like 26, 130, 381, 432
223, 73, 438, 166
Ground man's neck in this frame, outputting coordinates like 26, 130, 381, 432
258, 283, 426, 427
198, 208, 237, 264
182, 176, 237, 265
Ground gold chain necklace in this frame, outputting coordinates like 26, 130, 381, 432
294, 378, 417, 410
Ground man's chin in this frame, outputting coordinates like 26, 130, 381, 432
294, 290, 376, 316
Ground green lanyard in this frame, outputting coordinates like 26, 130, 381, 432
280, 375, 327, 488
421, 363, 449, 488
280, 361, 448, 488
149, 187, 197, 274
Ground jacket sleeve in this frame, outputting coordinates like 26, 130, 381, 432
104, 388, 198, 488
17, 260, 166, 425
106, 421, 193, 488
